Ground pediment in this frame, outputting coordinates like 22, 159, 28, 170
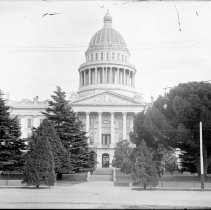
71, 91, 142, 106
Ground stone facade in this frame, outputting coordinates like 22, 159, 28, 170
9, 11, 148, 168
8, 97, 47, 139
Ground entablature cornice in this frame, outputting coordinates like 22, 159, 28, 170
78, 62, 136, 73
72, 105, 145, 114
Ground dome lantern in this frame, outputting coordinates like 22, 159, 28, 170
104, 10, 112, 27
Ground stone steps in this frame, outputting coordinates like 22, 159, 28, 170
89, 168, 113, 181
89, 174, 113, 181
94, 168, 113, 175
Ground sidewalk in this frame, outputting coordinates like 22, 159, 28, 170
0, 181, 211, 208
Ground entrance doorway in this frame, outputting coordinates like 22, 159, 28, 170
102, 153, 110, 168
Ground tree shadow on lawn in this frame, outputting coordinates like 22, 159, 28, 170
0, 186, 51, 190
132, 187, 211, 191
0, 182, 83, 189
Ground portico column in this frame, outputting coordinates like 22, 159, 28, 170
110, 112, 115, 146
123, 112, 127, 140
85, 112, 90, 134
98, 112, 102, 147
95, 68, 97, 84
85, 112, 90, 144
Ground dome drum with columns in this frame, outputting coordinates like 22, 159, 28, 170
78, 11, 137, 99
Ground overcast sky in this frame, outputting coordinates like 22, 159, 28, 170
0, 0, 211, 102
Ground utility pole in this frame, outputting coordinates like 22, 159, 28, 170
200, 121, 204, 191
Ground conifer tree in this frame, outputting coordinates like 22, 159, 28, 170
22, 134, 56, 188
131, 140, 158, 190
36, 119, 72, 180
0, 90, 26, 171
43, 86, 95, 173
112, 140, 133, 174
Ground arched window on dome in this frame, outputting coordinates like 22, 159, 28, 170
91, 54, 93, 61
101, 53, 103, 60
95, 53, 98, 61
107, 52, 109, 60
112, 52, 115, 60
122, 55, 124, 62
118, 53, 120, 61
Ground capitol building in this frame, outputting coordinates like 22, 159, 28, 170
9, 11, 147, 168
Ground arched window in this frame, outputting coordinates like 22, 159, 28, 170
122, 55, 124, 61
112, 52, 115, 60
95, 53, 98, 60
107, 52, 109, 60
91, 54, 93, 61
101, 52, 103, 60
118, 53, 120, 61
125, 56, 127, 62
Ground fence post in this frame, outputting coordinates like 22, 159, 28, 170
113, 167, 116, 182
129, 176, 133, 187
87, 171, 90, 181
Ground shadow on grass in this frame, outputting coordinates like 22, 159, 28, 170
132, 187, 211, 191
56, 181, 86, 186
0, 186, 51, 189
0, 181, 84, 189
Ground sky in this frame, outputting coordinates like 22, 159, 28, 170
0, 0, 211, 102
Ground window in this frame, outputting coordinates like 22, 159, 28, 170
91, 54, 93, 61
107, 52, 109, 60
115, 118, 122, 128
118, 53, 120, 60
90, 134, 94, 145
112, 52, 115, 60
122, 55, 124, 61
127, 118, 133, 129
40, 119, 44, 125
101, 52, 103, 60
27, 119, 33, 129
102, 134, 111, 145
95, 53, 98, 60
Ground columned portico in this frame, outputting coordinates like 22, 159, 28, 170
76, 108, 142, 149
